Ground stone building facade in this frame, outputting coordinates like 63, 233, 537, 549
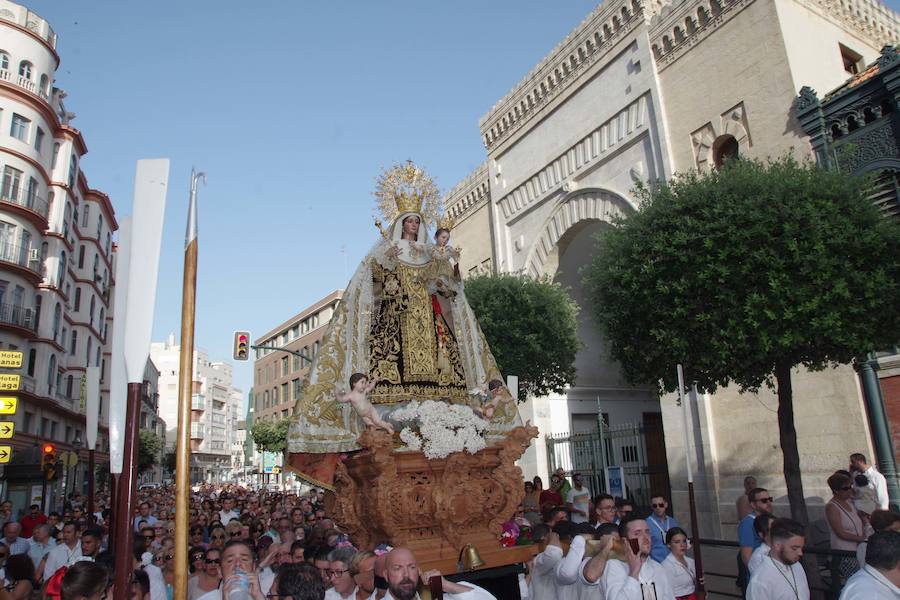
446, 0, 900, 535
0, 0, 116, 510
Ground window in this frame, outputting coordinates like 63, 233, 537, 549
96, 345, 101, 366
68, 154, 77, 188
70, 330, 78, 354
65, 376, 73, 398
281, 382, 288, 403
89, 295, 95, 326
0, 52, 8, 71
97, 214, 103, 239
46, 354, 55, 387
56, 250, 65, 287
292, 354, 300, 371
17, 61, 31, 80
281, 356, 289, 376
34, 294, 41, 330
292, 378, 302, 401
27, 349, 35, 377
10, 114, 29, 141
840, 43, 863, 75
86, 337, 92, 367
81, 204, 89, 228
34, 127, 44, 152
63, 202, 71, 237
52, 302, 60, 341
22, 412, 32, 434
26, 178, 37, 207
74, 287, 81, 311
263, 391, 269, 408
1, 166, 22, 200
78, 245, 85, 268
51, 143, 59, 169
713, 134, 740, 167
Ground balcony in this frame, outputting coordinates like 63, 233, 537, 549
0, 303, 37, 337
191, 394, 205, 411
0, 69, 52, 106
0, 242, 41, 283
0, 186, 49, 226
190, 423, 205, 439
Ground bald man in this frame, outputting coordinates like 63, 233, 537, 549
383, 548, 496, 600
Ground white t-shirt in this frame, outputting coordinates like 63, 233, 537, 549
566, 486, 591, 524
748, 542, 770, 575
554, 536, 586, 600
746, 556, 810, 600
528, 545, 562, 600
42, 542, 81, 581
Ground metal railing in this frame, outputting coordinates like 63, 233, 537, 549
696, 538, 855, 599
0, 241, 40, 273
0, 187, 49, 219
0, 303, 36, 331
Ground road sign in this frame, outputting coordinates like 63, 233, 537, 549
0, 447, 12, 464
0, 375, 19, 391
0, 397, 16, 414
0, 422, 14, 439
59, 450, 78, 468
263, 466, 274, 474
0, 351, 22, 369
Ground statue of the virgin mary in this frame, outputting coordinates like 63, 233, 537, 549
288, 162, 521, 488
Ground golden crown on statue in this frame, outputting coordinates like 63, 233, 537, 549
374, 160, 442, 225
436, 213, 456, 232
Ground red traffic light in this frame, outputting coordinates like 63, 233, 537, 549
42, 444, 55, 454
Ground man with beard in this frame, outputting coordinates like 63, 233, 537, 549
601, 516, 676, 600
746, 518, 810, 600
383, 547, 495, 600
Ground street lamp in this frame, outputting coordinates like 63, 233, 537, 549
71, 432, 83, 498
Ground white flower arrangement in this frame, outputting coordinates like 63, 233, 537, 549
391, 400, 488, 459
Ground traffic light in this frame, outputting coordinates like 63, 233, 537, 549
233, 331, 250, 361
41, 443, 56, 472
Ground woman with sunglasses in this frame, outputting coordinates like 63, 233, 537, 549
825, 471, 866, 579
152, 550, 175, 600
208, 527, 227, 550
190, 527, 208, 549
187, 548, 221, 600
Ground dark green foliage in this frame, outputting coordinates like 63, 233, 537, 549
251, 418, 291, 454
465, 273, 580, 399
138, 430, 162, 474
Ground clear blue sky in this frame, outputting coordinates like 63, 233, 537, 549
24, 0, 900, 401
24, 1, 601, 399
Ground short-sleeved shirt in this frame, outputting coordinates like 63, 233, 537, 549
738, 513, 761, 550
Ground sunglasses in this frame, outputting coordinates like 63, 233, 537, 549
206, 558, 221, 565
211, 534, 225, 540
143, 534, 155, 539
756, 497, 774, 503
192, 554, 205, 561
652, 503, 666, 508
230, 532, 242, 537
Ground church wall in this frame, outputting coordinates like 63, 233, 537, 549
451, 201, 493, 277
654, 0, 806, 173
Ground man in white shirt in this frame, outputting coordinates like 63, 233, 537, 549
850, 453, 890, 511
217, 496, 240, 524
528, 527, 563, 600
382, 547, 495, 599
840, 529, 900, 599
566, 474, 591, 524
601, 516, 676, 600
40, 522, 82, 582
554, 524, 595, 600
747, 518, 810, 600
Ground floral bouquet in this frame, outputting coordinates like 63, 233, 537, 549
391, 400, 488, 459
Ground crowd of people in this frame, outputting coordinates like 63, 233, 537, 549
0, 455, 894, 600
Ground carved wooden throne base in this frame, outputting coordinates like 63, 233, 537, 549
332, 425, 540, 572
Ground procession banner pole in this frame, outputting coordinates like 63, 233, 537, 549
113, 159, 169, 600
677, 364, 706, 600
173, 169, 204, 600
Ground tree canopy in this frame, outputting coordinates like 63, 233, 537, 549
251, 418, 291, 454
465, 273, 580, 399
583, 155, 900, 523
138, 430, 162, 475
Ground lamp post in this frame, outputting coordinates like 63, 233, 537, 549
72, 432, 83, 496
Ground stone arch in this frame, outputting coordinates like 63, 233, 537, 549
524, 188, 636, 277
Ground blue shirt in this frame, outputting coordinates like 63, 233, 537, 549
738, 513, 761, 550
647, 514, 678, 563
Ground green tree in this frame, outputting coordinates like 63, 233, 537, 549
465, 273, 580, 399
251, 418, 291, 454
583, 156, 900, 525
138, 430, 162, 475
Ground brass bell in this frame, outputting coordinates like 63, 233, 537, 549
458, 543, 486, 571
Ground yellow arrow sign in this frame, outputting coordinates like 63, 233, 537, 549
0, 351, 22, 369
0, 375, 19, 392
0, 422, 14, 439
0, 446, 11, 464
0, 398, 17, 414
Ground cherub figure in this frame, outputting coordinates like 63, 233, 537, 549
469, 379, 506, 420
336, 373, 394, 434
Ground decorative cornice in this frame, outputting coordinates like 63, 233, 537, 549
479, 0, 648, 152
497, 94, 649, 223
443, 162, 490, 224
650, 0, 756, 70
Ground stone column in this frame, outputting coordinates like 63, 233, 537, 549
858, 357, 900, 511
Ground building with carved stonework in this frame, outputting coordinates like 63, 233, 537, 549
445, 0, 900, 537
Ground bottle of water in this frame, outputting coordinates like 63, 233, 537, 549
227, 568, 251, 600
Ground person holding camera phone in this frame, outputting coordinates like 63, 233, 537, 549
600, 516, 676, 600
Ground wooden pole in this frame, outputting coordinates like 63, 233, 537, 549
113, 382, 142, 600
173, 170, 204, 600
676, 365, 705, 600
